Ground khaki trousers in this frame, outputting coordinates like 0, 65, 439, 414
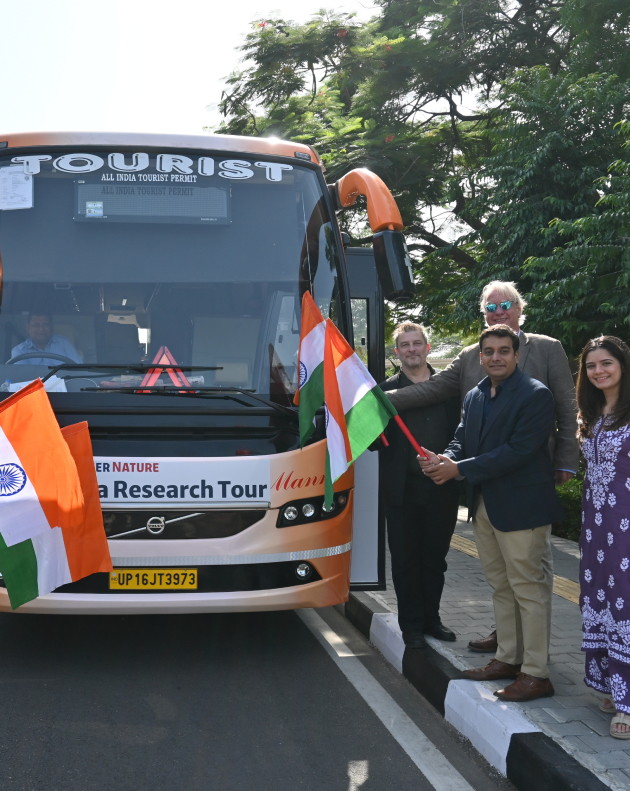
473, 496, 553, 678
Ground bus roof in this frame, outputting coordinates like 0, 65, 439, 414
0, 131, 321, 166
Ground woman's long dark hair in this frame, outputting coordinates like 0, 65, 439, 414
576, 336, 630, 439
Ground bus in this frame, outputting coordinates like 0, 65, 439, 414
0, 132, 412, 613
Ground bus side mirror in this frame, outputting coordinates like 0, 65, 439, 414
373, 230, 414, 300
332, 169, 414, 300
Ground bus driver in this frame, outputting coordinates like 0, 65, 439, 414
11, 312, 82, 366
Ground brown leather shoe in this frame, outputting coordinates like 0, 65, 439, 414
461, 659, 521, 681
468, 630, 498, 653
494, 673, 555, 702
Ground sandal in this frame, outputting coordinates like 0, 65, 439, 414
610, 712, 630, 739
599, 698, 616, 714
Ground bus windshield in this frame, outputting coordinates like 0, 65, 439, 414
0, 148, 342, 402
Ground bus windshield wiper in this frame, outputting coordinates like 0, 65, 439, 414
41, 363, 222, 382
232, 388, 297, 421
78, 384, 298, 421
40, 365, 297, 421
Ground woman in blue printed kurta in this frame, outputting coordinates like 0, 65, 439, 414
577, 336, 630, 739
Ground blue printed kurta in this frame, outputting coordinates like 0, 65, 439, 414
580, 419, 630, 712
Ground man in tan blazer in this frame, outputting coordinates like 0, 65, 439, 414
386, 280, 578, 652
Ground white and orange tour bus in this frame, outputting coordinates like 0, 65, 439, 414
0, 132, 412, 613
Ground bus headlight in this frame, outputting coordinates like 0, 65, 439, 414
277, 491, 349, 527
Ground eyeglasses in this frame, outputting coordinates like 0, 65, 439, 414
485, 301, 513, 312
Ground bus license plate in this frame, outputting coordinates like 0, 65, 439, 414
109, 569, 198, 590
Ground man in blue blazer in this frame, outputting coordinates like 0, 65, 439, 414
420, 325, 563, 702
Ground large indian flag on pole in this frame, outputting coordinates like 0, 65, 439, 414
294, 291, 326, 445
0, 381, 112, 609
323, 319, 397, 507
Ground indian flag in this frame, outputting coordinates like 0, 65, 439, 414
0, 379, 84, 547
294, 291, 326, 445
0, 381, 112, 609
323, 319, 397, 507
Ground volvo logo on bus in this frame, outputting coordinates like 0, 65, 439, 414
146, 516, 166, 535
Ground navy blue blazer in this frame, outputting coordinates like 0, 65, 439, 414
444, 367, 564, 531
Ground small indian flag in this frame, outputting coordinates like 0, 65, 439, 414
323, 319, 397, 507
0, 381, 112, 609
0, 379, 84, 547
294, 291, 326, 445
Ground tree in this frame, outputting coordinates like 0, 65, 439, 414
213, 1, 630, 350
523, 121, 630, 353
418, 68, 630, 344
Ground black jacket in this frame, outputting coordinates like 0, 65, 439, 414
379, 368, 460, 506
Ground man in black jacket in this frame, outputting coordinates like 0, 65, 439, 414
379, 323, 461, 649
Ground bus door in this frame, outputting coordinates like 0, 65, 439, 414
345, 246, 386, 590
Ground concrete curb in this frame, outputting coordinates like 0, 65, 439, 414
345, 592, 609, 791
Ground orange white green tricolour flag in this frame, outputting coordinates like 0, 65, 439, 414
0, 379, 84, 547
0, 380, 112, 609
323, 319, 397, 508
294, 291, 326, 445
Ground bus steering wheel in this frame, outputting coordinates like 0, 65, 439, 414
5, 351, 77, 365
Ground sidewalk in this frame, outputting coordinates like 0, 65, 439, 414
344, 508, 630, 791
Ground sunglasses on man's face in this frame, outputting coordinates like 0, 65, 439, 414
485, 301, 513, 312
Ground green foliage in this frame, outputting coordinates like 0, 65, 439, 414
422, 70, 630, 349
212, 2, 630, 351
553, 469, 584, 542
524, 121, 630, 354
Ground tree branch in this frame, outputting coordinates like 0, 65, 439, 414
405, 224, 479, 269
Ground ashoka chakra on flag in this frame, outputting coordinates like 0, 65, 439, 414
0, 463, 27, 496
298, 360, 308, 388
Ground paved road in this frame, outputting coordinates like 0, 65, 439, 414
0, 607, 514, 791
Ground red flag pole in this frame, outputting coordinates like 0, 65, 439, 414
393, 414, 430, 459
